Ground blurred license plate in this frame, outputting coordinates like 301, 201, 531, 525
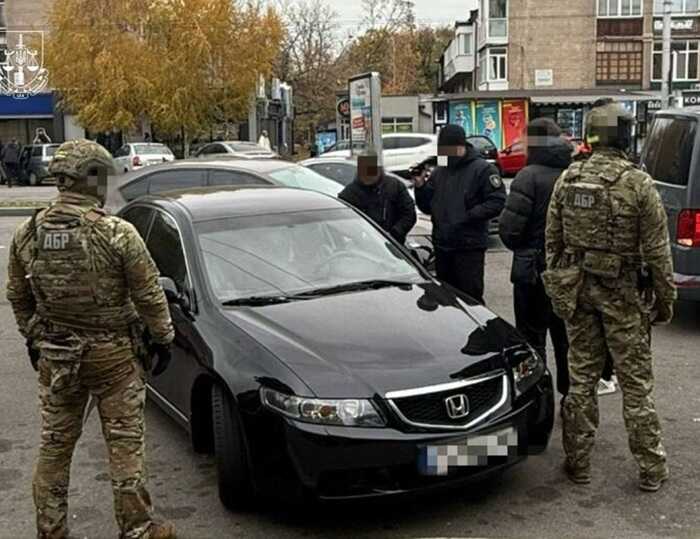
417, 426, 518, 476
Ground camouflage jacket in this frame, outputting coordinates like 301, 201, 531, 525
545, 149, 676, 305
6, 192, 174, 344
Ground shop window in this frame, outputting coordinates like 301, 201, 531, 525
596, 41, 643, 83
598, 0, 642, 16
652, 41, 700, 81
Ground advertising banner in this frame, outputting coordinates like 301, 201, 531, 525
349, 72, 382, 163
475, 101, 502, 148
502, 100, 528, 148
449, 101, 475, 136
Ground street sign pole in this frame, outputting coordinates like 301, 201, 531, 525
348, 72, 383, 167
661, 0, 673, 108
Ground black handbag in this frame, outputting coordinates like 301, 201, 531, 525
510, 249, 541, 285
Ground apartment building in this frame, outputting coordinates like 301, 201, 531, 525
434, 0, 700, 149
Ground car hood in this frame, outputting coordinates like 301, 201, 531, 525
220, 282, 525, 398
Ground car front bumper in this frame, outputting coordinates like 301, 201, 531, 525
246, 372, 554, 501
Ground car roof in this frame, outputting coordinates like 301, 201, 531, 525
120, 157, 291, 179
300, 156, 357, 166
656, 107, 700, 117
139, 185, 343, 222
383, 133, 436, 139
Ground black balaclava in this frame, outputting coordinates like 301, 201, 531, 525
438, 124, 467, 168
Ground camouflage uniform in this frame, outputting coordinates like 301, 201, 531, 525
5, 141, 175, 538
543, 106, 676, 490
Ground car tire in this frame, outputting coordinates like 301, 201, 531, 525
211, 383, 253, 510
29, 172, 38, 186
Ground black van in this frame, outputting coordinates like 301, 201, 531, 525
641, 109, 700, 301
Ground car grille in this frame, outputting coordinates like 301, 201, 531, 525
389, 374, 505, 428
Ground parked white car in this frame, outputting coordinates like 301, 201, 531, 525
193, 140, 278, 159
113, 143, 175, 173
319, 133, 437, 177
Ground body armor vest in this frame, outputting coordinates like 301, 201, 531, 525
559, 153, 643, 276
29, 203, 139, 331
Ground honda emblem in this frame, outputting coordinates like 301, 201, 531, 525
444, 394, 470, 419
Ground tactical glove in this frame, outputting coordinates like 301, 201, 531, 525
150, 342, 172, 377
652, 300, 674, 325
26, 339, 40, 371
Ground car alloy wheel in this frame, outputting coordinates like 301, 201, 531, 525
211, 383, 253, 510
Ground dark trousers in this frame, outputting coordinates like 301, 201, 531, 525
514, 278, 570, 396
4, 162, 16, 187
435, 248, 485, 304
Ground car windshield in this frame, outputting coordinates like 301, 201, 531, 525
134, 144, 173, 155
468, 137, 494, 151
268, 166, 342, 197
45, 145, 60, 157
196, 208, 422, 302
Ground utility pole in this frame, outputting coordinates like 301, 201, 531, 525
661, 0, 673, 108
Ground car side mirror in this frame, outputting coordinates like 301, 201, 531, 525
503, 147, 511, 155
158, 276, 191, 312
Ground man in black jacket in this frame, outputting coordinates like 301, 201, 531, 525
498, 118, 572, 396
414, 124, 505, 303
339, 154, 417, 244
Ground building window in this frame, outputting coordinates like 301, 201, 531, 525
488, 0, 508, 38
598, 0, 642, 16
489, 47, 507, 81
653, 0, 699, 14
479, 49, 488, 83
0, 1, 6, 64
652, 41, 700, 81
596, 41, 643, 83
382, 117, 413, 134
461, 33, 472, 56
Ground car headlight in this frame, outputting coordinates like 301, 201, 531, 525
261, 387, 386, 427
511, 346, 545, 397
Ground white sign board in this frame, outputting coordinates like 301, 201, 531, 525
349, 72, 383, 164
534, 69, 554, 87
653, 19, 694, 31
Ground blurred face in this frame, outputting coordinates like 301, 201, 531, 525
357, 155, 381, 185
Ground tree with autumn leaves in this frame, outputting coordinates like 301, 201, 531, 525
45, 0, 282, 155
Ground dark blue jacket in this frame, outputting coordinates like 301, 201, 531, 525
415, 148, 505, 251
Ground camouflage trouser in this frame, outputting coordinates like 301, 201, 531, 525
561, 278, 667, 480
34, 331, 155, 539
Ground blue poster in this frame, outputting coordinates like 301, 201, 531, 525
449, 101, 475, 136
475, 101, 502, 149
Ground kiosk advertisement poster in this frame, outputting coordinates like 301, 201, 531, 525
349, 72, 382, 164
449, 101, 475, 136
502, 100, 528, 148
475, 101, 502, 149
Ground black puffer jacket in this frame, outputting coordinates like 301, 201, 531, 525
498, 138, 572, 252
415, 147, 505, 251
339, 173, 417, 244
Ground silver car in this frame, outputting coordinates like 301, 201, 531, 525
194, 141, 278, 159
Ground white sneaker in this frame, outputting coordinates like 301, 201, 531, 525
597, 378, 617, 396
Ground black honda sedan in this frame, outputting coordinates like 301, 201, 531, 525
119, 186, 554, 509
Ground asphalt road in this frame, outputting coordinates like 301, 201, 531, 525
1, 216, 699, 539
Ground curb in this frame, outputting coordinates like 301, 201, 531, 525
0, 206, 46, 217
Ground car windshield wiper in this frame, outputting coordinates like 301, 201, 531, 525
295, 279, 418, 297
221, 295, 316, 307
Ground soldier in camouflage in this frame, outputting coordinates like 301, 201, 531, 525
543, 103, 676, 492
6, 140, 177, 538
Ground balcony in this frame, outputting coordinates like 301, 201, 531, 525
489, 18, 508, 38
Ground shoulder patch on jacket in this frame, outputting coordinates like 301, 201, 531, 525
489, 174, 503, 189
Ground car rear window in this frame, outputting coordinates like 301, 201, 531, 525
134, 144, 173, 155
643, 116, 696, 187
229, 143, 265, 153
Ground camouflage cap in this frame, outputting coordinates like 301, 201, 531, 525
48, 139, 115, 182
585, 102, 634, 148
